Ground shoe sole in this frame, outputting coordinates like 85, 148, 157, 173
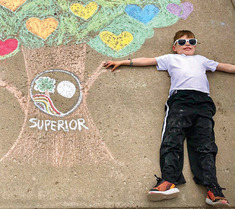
206, 198, 230, 208
147, 188, 180, 201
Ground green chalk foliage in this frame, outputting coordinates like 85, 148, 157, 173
0, 0, 180, 58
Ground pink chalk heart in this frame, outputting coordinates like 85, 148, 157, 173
167, 2, 193, 20
0, 38, 19, 56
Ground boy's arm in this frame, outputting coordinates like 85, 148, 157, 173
216, 63, 235, 73
104, 58, 157, 71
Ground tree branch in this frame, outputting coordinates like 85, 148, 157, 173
83, 61, 107, 96
0, 78, 27, 115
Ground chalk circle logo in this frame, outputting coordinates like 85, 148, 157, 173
30, 69, 82, 117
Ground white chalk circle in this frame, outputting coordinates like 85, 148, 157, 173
57, 80, 76, 98
30, 69, 83, 117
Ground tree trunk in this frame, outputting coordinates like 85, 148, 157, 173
1, 44, 114, 167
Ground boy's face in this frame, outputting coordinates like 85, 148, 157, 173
173, 35, 196, 56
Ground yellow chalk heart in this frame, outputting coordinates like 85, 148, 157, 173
70, 2, 98, 20
0, 0, 27, 12
100, 31, 134, 51
26, 17, 59, 40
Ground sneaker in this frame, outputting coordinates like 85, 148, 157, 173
206, 184, 230, 208
147, 175, 180, 201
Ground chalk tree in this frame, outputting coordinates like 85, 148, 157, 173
0, 0, 192, 166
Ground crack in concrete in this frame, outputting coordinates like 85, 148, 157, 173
231, 0, 235, 9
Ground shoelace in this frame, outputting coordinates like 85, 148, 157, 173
154, 175, 161, 181
208, 183, 226, 197
154, 175, 163, 186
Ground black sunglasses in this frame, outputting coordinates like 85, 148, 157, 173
174, 39, 197, 46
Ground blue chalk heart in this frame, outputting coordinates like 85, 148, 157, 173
125, 4, 160, 24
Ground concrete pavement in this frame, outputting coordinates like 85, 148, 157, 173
0, 0, 234, 208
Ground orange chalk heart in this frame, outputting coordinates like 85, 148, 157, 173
26, 18, 59, 40
0, 0, 27, 12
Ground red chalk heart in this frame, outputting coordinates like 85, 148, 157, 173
0, 38, 19, 56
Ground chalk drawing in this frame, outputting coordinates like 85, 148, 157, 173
0, 0, 194, 59
32, 94, 62, 116
70, 2, 99, 20
57, 81, 76, 99
29, 118, 89, 132
0, 38, 20, 59
0, 48, 115, 166
30, 69, 83, 117
34, 76, 56, 93
26, 17, 59, 40
0, 0, 194, 166
0, 0, 27, 12
0, 77, 27, 115
88, 0, 191, 57
100, 31, 134, 52
125, 4, 160, 24
167, 2, 194, 20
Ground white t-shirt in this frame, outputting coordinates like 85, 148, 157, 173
155, 54, 219, 95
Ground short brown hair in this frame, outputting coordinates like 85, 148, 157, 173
173, 30, 195, 44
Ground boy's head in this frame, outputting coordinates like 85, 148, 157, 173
173, 30, 197, 56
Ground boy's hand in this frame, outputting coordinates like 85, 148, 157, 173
104, 61, 122, 72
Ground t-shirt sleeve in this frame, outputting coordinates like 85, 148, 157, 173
155, 54, 169, 71
203, 57, 219, 72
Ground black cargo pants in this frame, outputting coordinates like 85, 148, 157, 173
160, 90, 218, 186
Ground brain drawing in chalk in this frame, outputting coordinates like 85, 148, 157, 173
0, 0, 194, 59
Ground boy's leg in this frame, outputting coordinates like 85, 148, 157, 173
147, 92, 196, 201
160, 120, 186, 185
187, 115, 218, 186
186, 95, 229, 207
187, 116, 229, 207
147, 93, 192, 201
160, 93, 193, 185
186, 94, 217, 186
